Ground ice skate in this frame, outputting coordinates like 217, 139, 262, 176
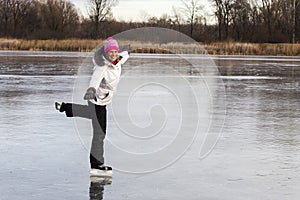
55, 102, 61, 111
90, 165, 113, 178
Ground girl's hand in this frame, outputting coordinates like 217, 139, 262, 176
84, 87, 96, 100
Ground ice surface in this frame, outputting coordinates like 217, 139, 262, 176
0, 51, 300, 200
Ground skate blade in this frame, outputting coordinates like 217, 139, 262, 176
90, 176, 112, 184
90, 168, 113, 177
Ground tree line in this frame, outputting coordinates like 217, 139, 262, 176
0, 0, 299, 43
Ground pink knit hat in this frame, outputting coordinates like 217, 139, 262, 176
103, 37, 119, 53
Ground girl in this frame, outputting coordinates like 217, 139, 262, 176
55, 37, 129, 174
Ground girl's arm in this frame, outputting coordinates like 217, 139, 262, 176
84, 65, 107, 100
89, 65, 107, 90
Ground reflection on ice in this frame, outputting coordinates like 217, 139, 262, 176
89, 177, 112, 200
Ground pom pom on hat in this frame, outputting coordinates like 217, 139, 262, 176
104, 37, 119, 53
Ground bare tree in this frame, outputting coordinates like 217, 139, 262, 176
230, 0, 252, 41
292, 0, 296, 43
212, 0, 223, 40
258, 0, 283, 42
211, 0, 233, 41
172, 6, 184, 32
40, 0, 79, 38
19, 0, 42, 38
0, 0, 32, 37
88, 0, 118, 38
0, 0, 11, 36
277, 0, 300, 43
293, 0, 300, 43
180, 0, 204, 37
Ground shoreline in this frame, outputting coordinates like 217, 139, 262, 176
0, 38, 300, 56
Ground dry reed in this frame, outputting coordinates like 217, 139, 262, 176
0, 38, 300, 56
204, 42, 300, 56
0, 38, 102, 52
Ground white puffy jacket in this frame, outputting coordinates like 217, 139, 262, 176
88, 51, 129, 105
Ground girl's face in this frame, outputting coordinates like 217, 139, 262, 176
105, 50, 118, 62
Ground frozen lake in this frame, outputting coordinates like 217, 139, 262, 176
0, 51, 300, 200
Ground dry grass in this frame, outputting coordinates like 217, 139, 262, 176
0, 38, 102, 52
0, 38, 300, 56
204, 42, 300, 56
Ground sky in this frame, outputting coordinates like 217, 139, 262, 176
70, 0, 214, 22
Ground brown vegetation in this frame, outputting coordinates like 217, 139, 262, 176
204, 42, 300, 56
0, 38, 102, 52
1, 38, 300, 56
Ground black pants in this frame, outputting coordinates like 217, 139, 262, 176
61, 101, 106, 168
